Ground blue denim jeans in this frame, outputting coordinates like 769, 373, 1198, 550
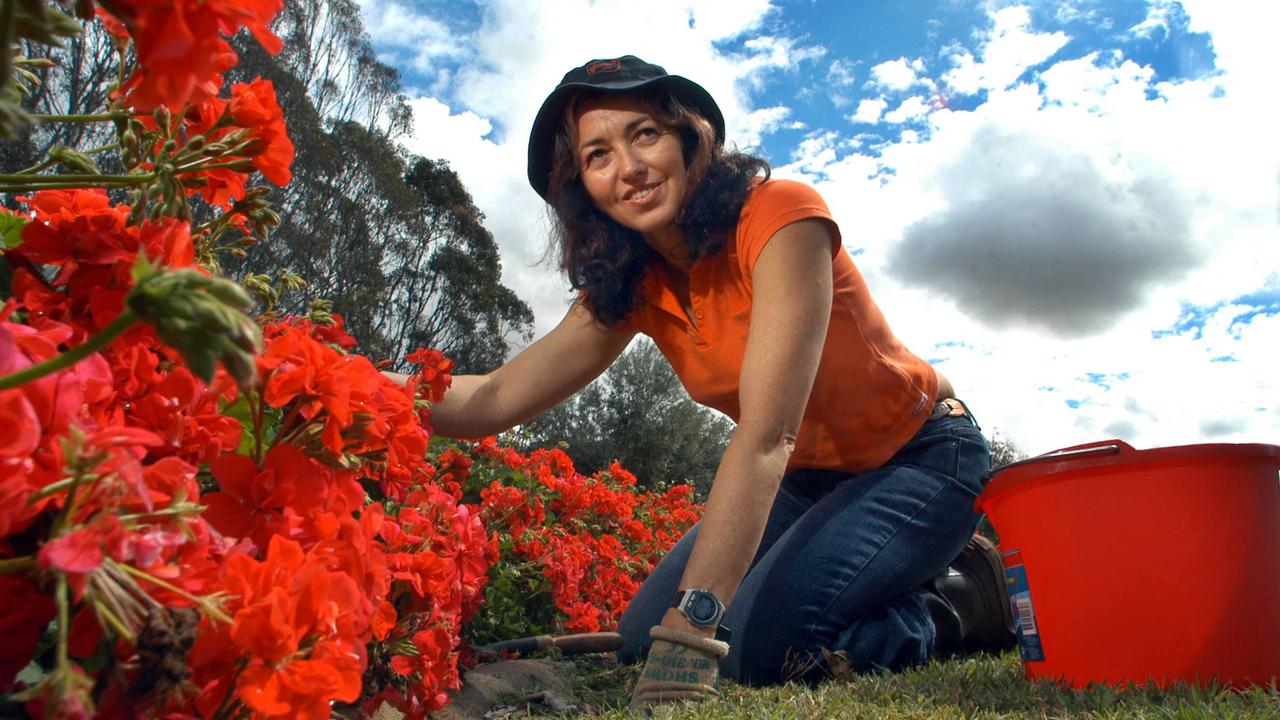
617, 403, 991, 685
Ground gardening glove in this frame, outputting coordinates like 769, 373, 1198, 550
629, 625, 730, 709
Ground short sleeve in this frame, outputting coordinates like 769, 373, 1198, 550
734, 179, 842, 279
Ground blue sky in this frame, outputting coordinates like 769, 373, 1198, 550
353, 0, 1279, 455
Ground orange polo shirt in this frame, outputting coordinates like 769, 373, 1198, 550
620, 179, 938, 473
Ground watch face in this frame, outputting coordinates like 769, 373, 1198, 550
689, 592, 720, 624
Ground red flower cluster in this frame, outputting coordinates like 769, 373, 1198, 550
0, 189, 501, 717
97, 0, 285, 109
462, 443, 702, 637
370, 485, 497, 716
182, 78, 297, 206
11, 188, 194, 341
189, 535, 365, 720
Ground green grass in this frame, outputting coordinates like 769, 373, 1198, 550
559, 652, 1280, 719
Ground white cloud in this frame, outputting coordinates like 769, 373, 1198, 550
851, 97, 888, 124
869, 57, 928, 91
742, 106, 792, 144
785, 130, 842, 175
883, 96, 932, 123
1175, 0, 1280, 91
1129, 0, 1180, 39
826, 58, 858, 107
827, 58, 857, 86
355, 0, 469, 74
1039, 51, 1155, 111
943, 5, 1070, 95
1054, 0, 1107, 25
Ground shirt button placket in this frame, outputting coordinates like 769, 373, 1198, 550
689, 272, 708, 344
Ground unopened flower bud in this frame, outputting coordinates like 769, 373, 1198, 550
152, 107, 172, 131
15, 56, 57, 69
126, 261, 263, 389
49, 143, 100, 174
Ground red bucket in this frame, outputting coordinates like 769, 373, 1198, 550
975, 439, 1280, 689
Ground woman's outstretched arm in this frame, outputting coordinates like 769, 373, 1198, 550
396, 301, 635, 439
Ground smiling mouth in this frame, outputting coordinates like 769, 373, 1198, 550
624, 184, 660, 203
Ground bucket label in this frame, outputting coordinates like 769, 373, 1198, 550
1005, 562, 1045, 662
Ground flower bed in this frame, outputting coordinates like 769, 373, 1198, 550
0, 3, 699, 718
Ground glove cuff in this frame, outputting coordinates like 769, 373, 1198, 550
650, 624, 730, 658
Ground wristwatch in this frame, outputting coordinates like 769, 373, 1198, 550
670, 588, 726, 629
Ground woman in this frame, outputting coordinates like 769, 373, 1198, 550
424, 55, 1014, 705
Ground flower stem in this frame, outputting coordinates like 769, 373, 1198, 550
211, 659, 249, 720
253, 390, 266, 465
115, 562, 233, 624
56, 573, 70, 668
91, 595, 137, 644
28, 474, 99, 502
117, 503, 207, 523
0, 173, 141, 182
0, 181, 138, 193
183, 160, 256, 173
53, 467, 91, 538
33, 113, 127, 123
83, 142, 121, 156
12, 158, 56, 175
0, 308, 139, 390
0, 556, 35, 575
9, 145, 120, 175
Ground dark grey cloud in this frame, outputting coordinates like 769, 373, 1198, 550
1103, 419, 1138, 439
1199, 417, 1248, 437
888, 125, 1202, 336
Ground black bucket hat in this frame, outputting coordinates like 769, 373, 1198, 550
526, 55, 725, 200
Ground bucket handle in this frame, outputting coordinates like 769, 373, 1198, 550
983, 439, 1135, 484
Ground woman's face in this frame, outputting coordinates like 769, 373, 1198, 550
572, 94, 689, 242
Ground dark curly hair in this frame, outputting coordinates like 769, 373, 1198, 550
545, 87, 770, 327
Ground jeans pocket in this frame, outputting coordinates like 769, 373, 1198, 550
897, 421, 990, 499
951, 434, 992, 498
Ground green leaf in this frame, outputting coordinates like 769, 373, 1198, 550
220, 392, 282, 457
0, 211, 28, 249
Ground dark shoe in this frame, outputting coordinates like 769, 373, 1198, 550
930, 534, 1016, 655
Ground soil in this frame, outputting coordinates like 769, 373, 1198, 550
368, 658, 587, 719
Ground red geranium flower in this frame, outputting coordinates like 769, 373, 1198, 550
98, 0, 284, 109
183, 78, 296, 206
204, 445, 330, 550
